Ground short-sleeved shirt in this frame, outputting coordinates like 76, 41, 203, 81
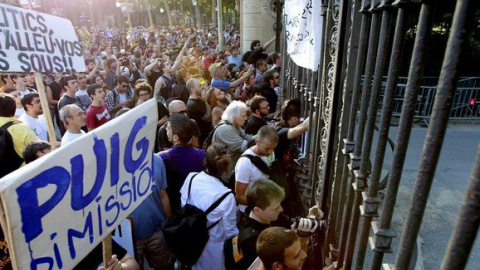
130, 154, 168, 238
274, 127, 290, 166
245, 114, 267, 135
211, 78, 231, 92
18, 113, 48, 141
187, 98, 207, 120
159, 146, 206, 211
61, 130, 86, 146
235, 149, 270, 212
58, 94, 79, 110
86, 104, 110, 130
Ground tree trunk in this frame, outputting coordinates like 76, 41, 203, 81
146, 2, 154, 27
212, 0, 217, 27
163, 0, 173, 27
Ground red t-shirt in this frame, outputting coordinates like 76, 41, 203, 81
86, 103, 110, 130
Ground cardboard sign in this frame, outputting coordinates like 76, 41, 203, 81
284, 0, 322, 71
0, 3, 85, 73
0, 99, 158, 270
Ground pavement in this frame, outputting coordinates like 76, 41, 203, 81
355, 122, 480, 270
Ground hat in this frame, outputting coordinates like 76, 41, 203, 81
209, 62, 224, 77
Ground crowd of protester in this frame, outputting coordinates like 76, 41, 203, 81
0, 24, 323, 270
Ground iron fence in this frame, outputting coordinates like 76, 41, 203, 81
279, 0, 479, 269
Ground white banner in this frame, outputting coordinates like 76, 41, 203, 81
284, 0, 322, 71
0, 3, 85, 73
0, 99, 158, 270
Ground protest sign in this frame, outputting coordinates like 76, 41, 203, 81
0, 3, 85, 73
284, 0, 322, 71
0, 99, 158, 270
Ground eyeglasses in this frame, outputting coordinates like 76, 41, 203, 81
274, 76, 280, 79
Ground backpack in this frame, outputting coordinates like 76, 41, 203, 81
224, 212, 259, 270
0, 121, 24, 178
241, 154, 289, 197
162, 173, 233, 267
241, 154, 306, 217
202, 122, 231, 150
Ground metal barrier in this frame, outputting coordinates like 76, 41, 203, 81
279, 0, 479, 269
374, 76, 480, 123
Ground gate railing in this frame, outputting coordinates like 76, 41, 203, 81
279, 0, 479, 269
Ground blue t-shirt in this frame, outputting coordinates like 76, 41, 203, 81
211, 78, 231, 92
130, 154, 168, 239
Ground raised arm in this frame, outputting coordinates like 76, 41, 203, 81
171, 41, 189, 72
262, 36, 276, 51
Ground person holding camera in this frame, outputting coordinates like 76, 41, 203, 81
117, 57, 141, 85
228, 179, 323, 270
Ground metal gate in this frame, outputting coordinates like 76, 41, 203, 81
279, 0, 479, 269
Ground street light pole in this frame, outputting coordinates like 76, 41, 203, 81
126, 0, 132, 28
217, 0, 223, 51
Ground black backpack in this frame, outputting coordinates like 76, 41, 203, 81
241, 154, 290, 197
241, 154, 306, 218
162, 173, 233, 267
0, 121, 24, 178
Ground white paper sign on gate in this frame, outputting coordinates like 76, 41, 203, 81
0, 99, 158, 270
0, 3, 85, 73
284, 0, 323, 71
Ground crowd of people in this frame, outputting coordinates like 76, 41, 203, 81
0, 24, 322, 270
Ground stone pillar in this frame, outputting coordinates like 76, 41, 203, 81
240, 0, 277, 55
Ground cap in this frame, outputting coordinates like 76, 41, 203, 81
209, 62, 224, 77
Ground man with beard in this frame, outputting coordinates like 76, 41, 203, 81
19, 93, 48, 141
207, 87, 232, 127
253, 227, 308, 270
245, 96, 269, 135
186, 77, 211, 145
258, 70, 279, 114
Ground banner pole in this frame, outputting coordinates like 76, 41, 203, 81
34, 73, 57, 145
102, 234, 112, 267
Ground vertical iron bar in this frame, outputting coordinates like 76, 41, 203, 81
318, 0, 350, 261
332, 3, 371, 247
440, 142, 480, 270
345, 6, 393, 268
329, 0, 363, 247
280, 9, 287, 104
354, 2, 410, 270
338, 2, 381, 264
344, 3, 393, 269
309, 1, 329, 208
395, 0, 471, 268
370, 1, 433, 269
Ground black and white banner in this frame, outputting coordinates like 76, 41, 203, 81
284, 0, 322, 71
0, 3, 85, 73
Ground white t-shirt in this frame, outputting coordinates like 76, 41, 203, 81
15, 107, 25, 118
18, 113, 48, 141
235, 148, 272, 212
61, 130, 86, 146
76, 89, 88, 97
